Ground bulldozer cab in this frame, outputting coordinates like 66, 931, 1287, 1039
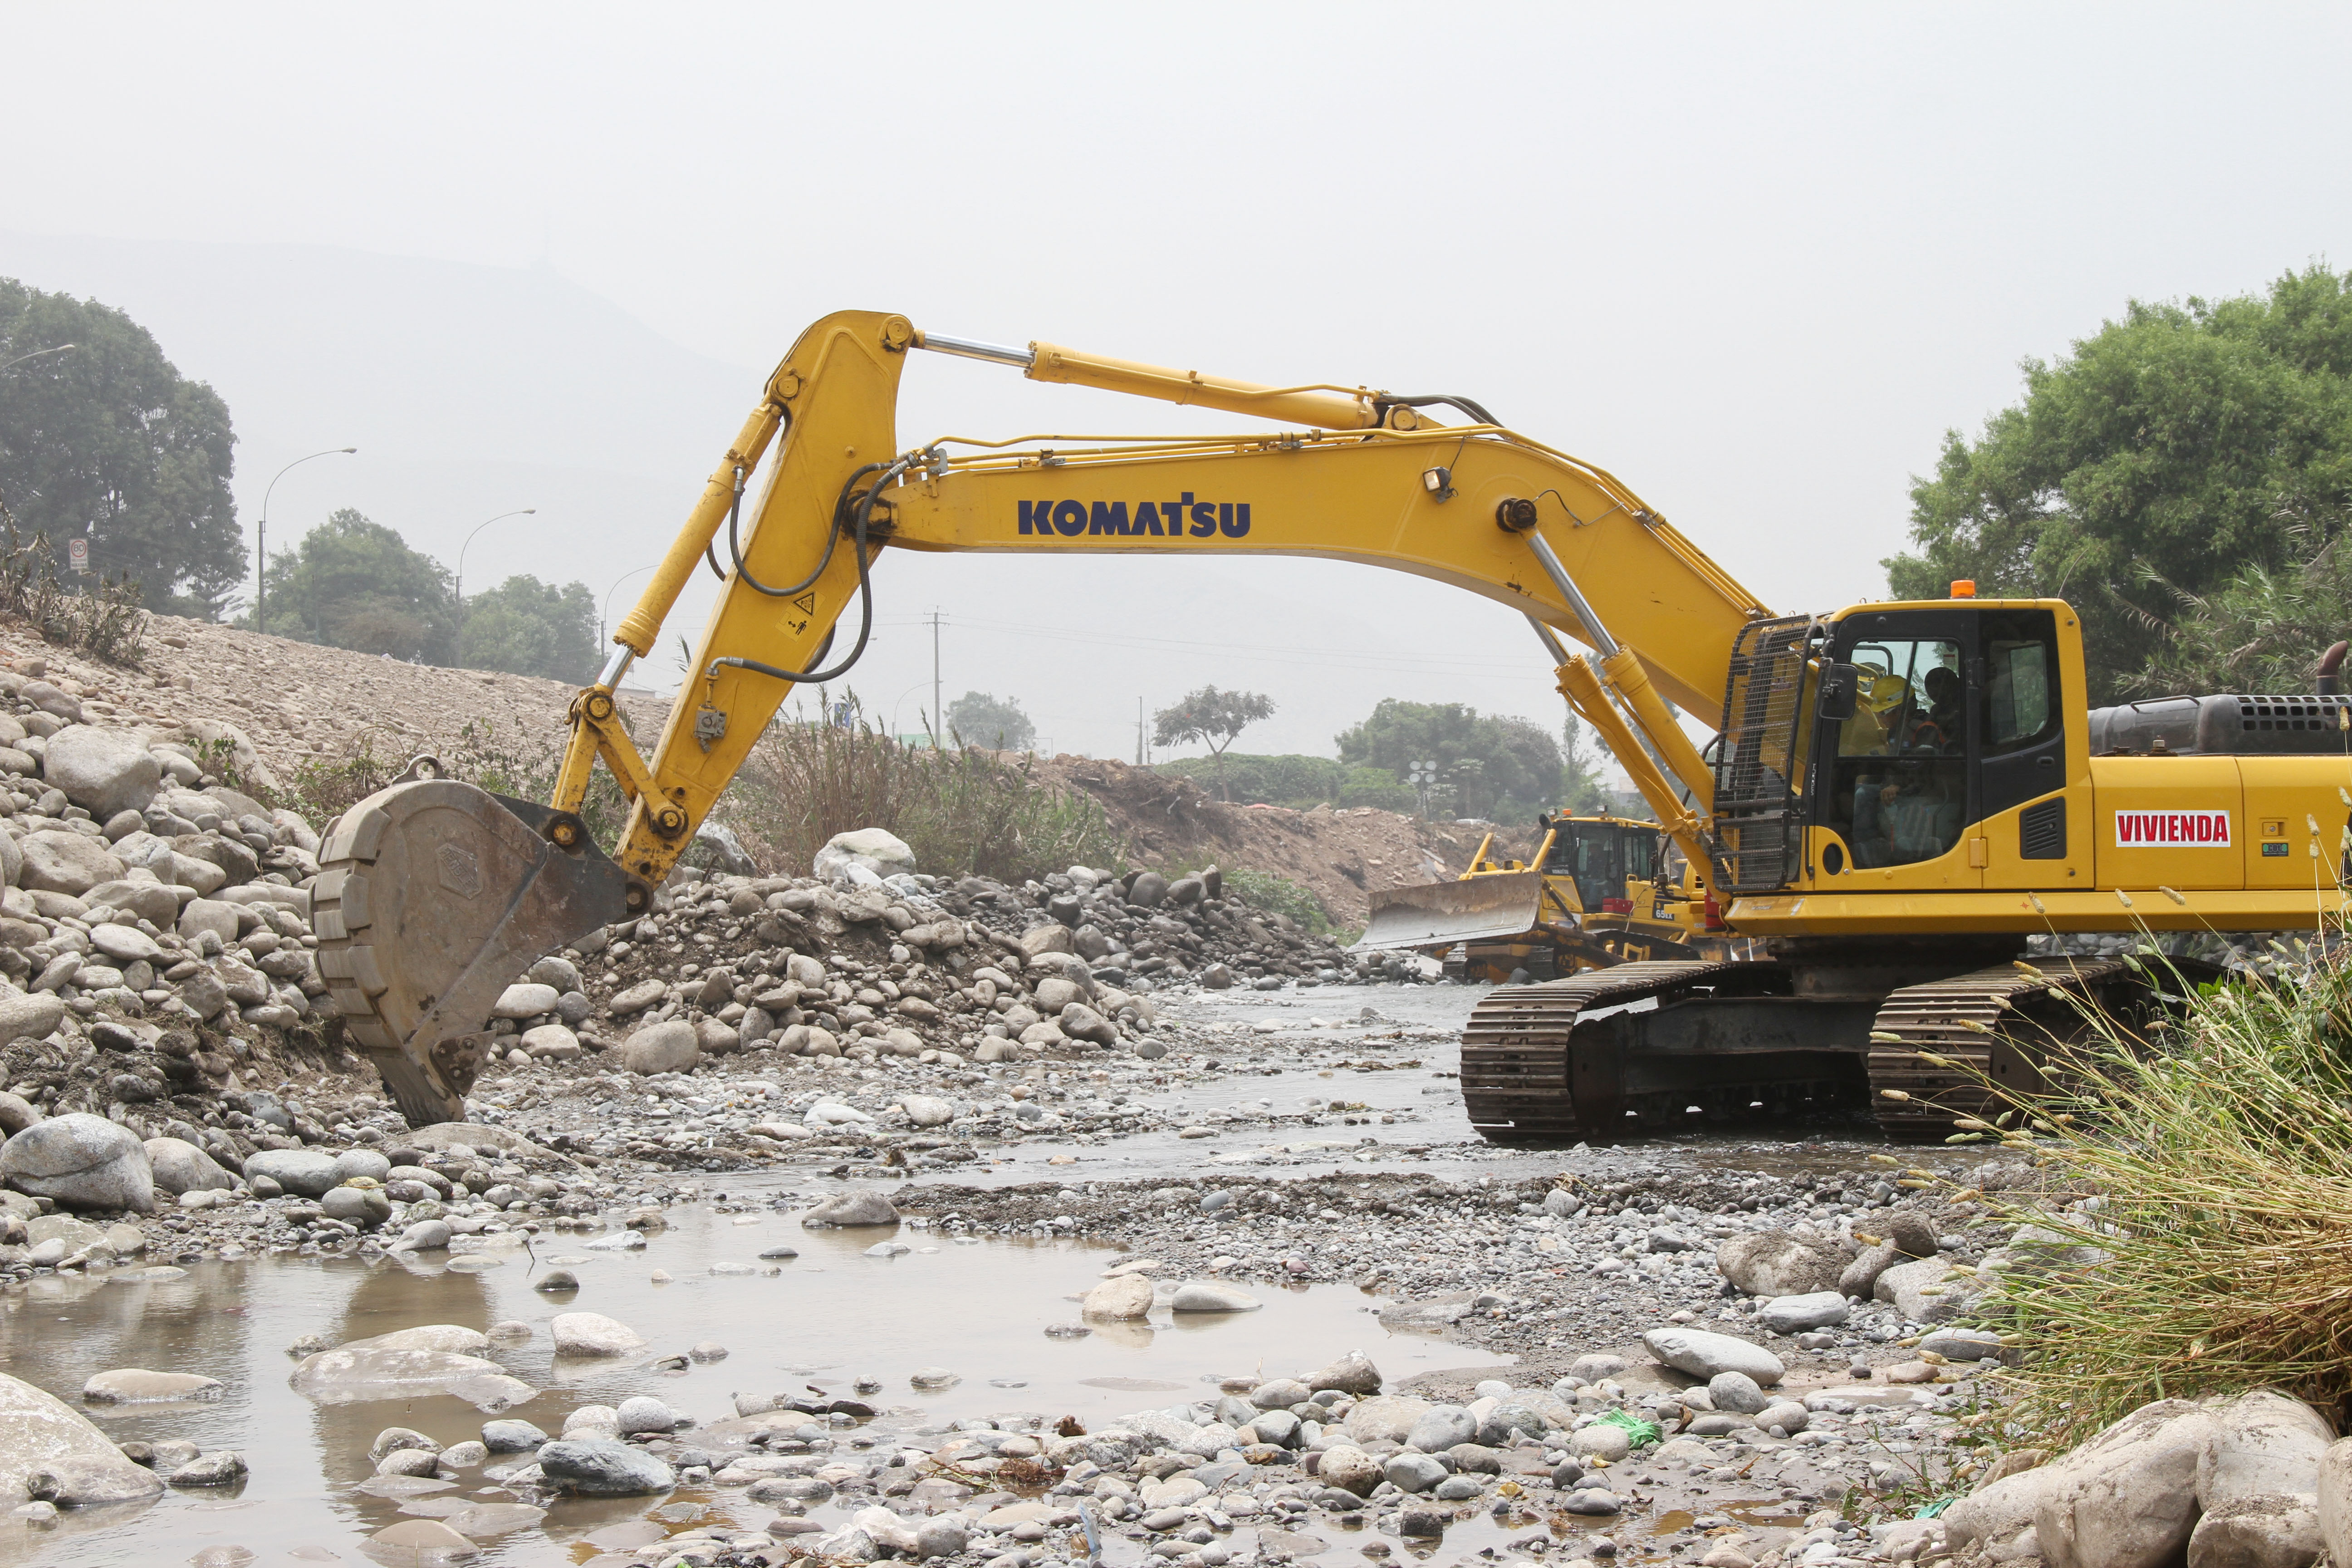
1539, 816, 1664, 915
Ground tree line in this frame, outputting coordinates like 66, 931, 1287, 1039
0, 277, 602, 683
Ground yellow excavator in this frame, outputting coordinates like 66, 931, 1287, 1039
1357, 813, 1735, 982
316, 310, 2352, 1144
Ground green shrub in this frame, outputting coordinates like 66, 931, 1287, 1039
1225, 867, 1333, 934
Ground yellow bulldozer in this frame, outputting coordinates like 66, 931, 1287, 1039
313, 311, 2352, 1147
1355, 812, 1739, 982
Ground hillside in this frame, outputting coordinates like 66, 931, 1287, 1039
2, 615, 1485, 922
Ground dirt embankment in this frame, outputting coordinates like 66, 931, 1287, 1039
4, 616, 1514, 923
1028, 755, 1534, 926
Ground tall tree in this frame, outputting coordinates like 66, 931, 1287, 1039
946, 690, 1036, 751
458, 574, 600, 682
1335, 698, 1565, 823
1559, 712, 1615, 815
1885, 265, 2352, 700
0, 278, 244, 617
1153, 686, 1275, 800
257, 509, 456, 663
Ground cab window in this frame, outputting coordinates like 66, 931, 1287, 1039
1821, 637, 1967, 867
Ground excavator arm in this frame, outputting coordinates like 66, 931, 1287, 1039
320, 309, 1773, 1124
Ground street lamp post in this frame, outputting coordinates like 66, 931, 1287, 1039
454, 509, 538, 608
257, 447, 357, 635
600, 564, 656, 651
0, 344, 74, 373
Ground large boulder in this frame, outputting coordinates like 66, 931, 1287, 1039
538, 1438, 674, 1495
242, 1148, 342, 1198
1082, 1274, 1154, 1320
0, 1112, 153, 1211
2033, 1399, 2218, 1568
1640, 1327, 1784, 1386
42, 728, 162, 821
0, 992, 64, 1046
1344, 1396, 1433, 1445
1308, 1350, 1383, 1396
18, 832, 126, 897
288, 1345, 516, 1405
551, 1313, 647, 1357
2192, 1390, 2333, 1568
814, 828, 916, 881
1317, 1443, 1382, 1496
620, 1019, 698, 1075
142, 1138, 235, 1197
1874, 1255, 1991, 1324
0, 1370, 164, 1504
1715, 1230, 1848, 1296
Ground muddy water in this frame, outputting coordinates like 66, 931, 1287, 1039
0, 1192, 1510, 1566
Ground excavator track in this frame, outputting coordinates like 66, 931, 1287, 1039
1865, 956, 2194, 1139
1461, 960, 1753, 1142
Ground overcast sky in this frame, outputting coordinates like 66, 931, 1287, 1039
5, 4, 2348, 770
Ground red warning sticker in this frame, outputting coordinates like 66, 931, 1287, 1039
2114, 810, 2231, 847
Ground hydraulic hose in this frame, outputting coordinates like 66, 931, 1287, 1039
704, 455, 909, 687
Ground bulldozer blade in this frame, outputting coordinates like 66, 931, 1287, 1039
1352, 870, 1546, 953
314, 779, 630, 1127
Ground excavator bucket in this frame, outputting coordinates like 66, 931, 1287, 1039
1352, 870, 1547, 954
314, 780, 630, 1127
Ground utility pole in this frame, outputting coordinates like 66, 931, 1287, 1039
1137, 697, 1145, 765
929, 610, 943, 746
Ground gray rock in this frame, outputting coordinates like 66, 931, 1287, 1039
1309, 1351, 1383, 1395
2191, 1390, 2331, 1568
18, 831, 126, 897
900, 1094, 955, 1129
1759, 1290, 1851, 1334
526, 955, 582, 994
1316, 1443, 1382, 1495
391, 1220, 451, 1252
1838, 1240, 1904, 1299
550, 1312, 647, 1357
620, 1019, 699, 1075
532, 1269, 578, 1293
1715, 1230, 1848, 1296
82, 1369, 223, 1404
0, 991, 64, 1046
0, 1112, 153, 1211
1199, 963, 1234, 989
481, 1419, 547, 1453
321, 1186, 389, 1226
2026, 1399, 2216, 1568
916, 1518, 969, 1558
87, 923, 162, 965
492, 982, 559, 1019
1166, 875, 1206, 906
1059, 1002, 1118, 1045
1875, 1255, 1986, 1323
1919, 1327, 2017, 1366
1250, 1409, 1301, 1447
1571, 1425, 1632, 1461
1562, 1487, 1622, 1516
607, 978, 669, 1016
168, 1450, 247, 1486
1127, 872, 1169, 907
26, 1452, 166, 1506
1406, 1405, 1477, 1453
0, 1093, 38, 1135
1343, 1396, 1432, 1445
288, 1346, 515, 1404
1252, 1378, 1314, 1409
801, 1191, 900, 1228
537, 1438, 675, 1495
1435, 1474, 1485, 1501
1708, 1372, 1770, 1414
333, 1149, 391, 1183
1170, 1280, 1260, 1313
42, 728, 162, 822
614, 1395, 677, 1435
1757, 1401, 1810, 1436
241, 1148, 341, 1198
142, 1137, 234, 1197
1640, 1327, 1784, 1386
1383, 1451, 1448, 1493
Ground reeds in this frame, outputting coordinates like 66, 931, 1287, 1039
1942, 938, 2352, 1441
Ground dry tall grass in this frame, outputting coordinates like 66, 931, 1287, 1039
1931, 939, 2352, 1441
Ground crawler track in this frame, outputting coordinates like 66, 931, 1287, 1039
1460, 960, 1750, 1141
1864, 956, 2197, 1139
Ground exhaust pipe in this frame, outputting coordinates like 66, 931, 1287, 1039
2320, 641, 2348, 696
